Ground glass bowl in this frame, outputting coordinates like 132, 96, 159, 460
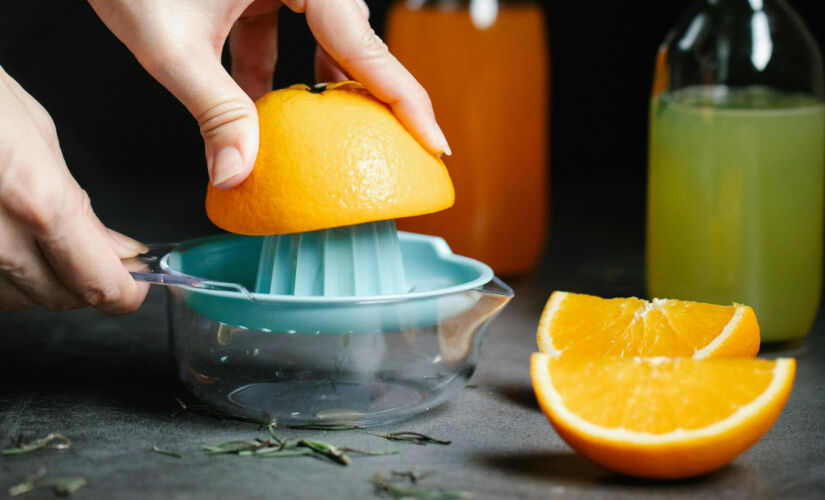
131, 234, 513, 426
169, 278, 510, 426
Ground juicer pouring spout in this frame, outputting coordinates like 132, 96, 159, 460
126, 243, 257, 301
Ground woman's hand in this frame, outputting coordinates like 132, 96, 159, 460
87, 0, 450, 189
0, 67, 149, 313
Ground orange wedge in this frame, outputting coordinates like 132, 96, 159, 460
537, 291, 760, 359
530, 353, 795, 478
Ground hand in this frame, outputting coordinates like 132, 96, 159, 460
0, 67, 149, 314
87, 0, 451, 189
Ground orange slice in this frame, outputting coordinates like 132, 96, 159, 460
537, 291, 760, 359
530, 353, 795, 478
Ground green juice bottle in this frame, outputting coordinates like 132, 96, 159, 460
646, 0, 825, 344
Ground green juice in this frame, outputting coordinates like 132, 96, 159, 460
647, 86, 825, 343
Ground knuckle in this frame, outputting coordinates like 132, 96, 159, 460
74, 188, 94, 219
0, 251, 23, 279
355, 29, 389, 62
197, 99, 255, 141
81, 281, 126, 309
31, 104, 57, 138
408, 85, 433, 109
0, 166, 66, 234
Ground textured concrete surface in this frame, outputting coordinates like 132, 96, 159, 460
1, 278, 824, 499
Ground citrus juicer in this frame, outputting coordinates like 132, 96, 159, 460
127, 81, 513, 425
129, 222, 512, 425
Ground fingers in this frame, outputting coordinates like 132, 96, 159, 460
143, 52, 260, 189
230, 6, 280, 101
31, 188, 150, 315
285, 0, 450, 155
0, 71, 149, 315
0, 221, 84, 312
105, 228, 150, 260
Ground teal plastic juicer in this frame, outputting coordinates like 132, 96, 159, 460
130, 221, 512, 426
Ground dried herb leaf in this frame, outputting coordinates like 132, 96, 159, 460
152, 446, 181, 458
265, 424, 283, 446
297, 439, 350, 465
370, 431, 451, 446
202, 432, 394, 465
9, 469, 86, 497
373, 471, 472, 499
342, 447, 401, 456
3, 434, 71, 455
202, 440, 262, 455
256, 448, 314, 458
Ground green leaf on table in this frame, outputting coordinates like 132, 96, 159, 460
369, 431, 451, 445
256, 448, 314, 458
297, 439, 350, 465
202, 431, 397, 465
343, 447, 401, 456
8, 468, 86, 497
372, 470, 472, 499
2, 433, 71, 456
152, 445, 181, 458
202, 440, 263, 455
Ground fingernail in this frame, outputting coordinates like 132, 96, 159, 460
211, 147, 245, 188
435, 123, 451, 156
107, 229, 149, 257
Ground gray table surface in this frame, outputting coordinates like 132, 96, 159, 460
1, 277, 824, 499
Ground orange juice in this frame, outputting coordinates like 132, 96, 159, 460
387, 1, 549, 275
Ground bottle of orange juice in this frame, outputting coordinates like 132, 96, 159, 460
386, 0, 549, 275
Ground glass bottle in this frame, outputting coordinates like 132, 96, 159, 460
647, 0, 825, 343
386, 0, 549, 275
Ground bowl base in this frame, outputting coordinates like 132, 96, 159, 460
181, 369, 472, 427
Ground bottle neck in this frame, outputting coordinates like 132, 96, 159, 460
661, 0, 824, 99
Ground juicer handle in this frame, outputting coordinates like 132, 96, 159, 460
126, 244, 257, 301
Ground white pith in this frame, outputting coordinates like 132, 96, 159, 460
538, 291, 566, 357
693, 305, 747, 359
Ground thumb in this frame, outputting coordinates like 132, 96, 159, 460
149, 54, 259, 188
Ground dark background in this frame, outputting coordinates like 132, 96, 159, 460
1, 0, 824, 293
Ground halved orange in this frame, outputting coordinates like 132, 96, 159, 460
530, 353, 795, 478
537, 291, 760, 359
206, 81, 454, 235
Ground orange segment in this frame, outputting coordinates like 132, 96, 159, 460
530, 353, 796, 478
206, 81, 454, 235
537, 291, 760, 359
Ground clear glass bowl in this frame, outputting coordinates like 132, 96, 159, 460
169, 278, 511, 426
129, 233, 513, 426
